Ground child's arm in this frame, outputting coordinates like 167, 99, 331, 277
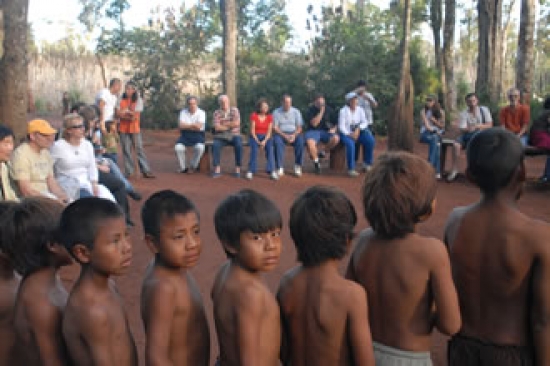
347, 282, 375, 366
430, 240, 461, 336
235, 287, 269, 366
144, 283, 176, 366
27, 304, 66, 366
531, 231, 550, 366
276, 286, 290, 366
79, 307, 117, 365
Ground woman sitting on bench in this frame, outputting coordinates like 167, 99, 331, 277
530, 95, 550, 182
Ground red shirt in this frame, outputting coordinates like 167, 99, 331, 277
250, 112, 272, 135
499, 104, 530, 134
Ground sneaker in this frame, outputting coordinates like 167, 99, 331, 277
142, 171, 156, 179
270, 171, 279, 180
294, 165, 302, 177
348, 170, 359, 177
278, 168, 285, 176
446, 170, 458, 182
362, 165, 372, 173
178, 168, 189, 174
245, 172, 253, 180
539, 176, 549, 183
211, 172, 222, 178
435, 173, 441, 180
318, 151, 326, 159
127, 190, 142, 201
233, 172, 241, 179
314, 161, 321, 174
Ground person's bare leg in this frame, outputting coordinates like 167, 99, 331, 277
447, 143, 461, 181
306, 139, 318, 161
325, 135, 339, 152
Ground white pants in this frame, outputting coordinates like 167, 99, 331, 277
175, 143, 205, 170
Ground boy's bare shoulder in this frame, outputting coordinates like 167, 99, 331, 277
444, 204, 475, 246
525, 217, 550, 253
277, 266, 301, 299
351, 228, 376, 256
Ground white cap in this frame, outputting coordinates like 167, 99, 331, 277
345, 92, 358, 102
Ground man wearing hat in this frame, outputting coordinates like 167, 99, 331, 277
10, 119, 69, 203
338, 91, 376, 177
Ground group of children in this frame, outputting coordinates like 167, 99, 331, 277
0, 127, 548, 366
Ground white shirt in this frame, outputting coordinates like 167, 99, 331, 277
458, 106, 492, 129
179, 108, 206, 131
51, 139, 98, 185
95, 88, 118, 121
357, 92, 376, 124
338, 105, 369, 135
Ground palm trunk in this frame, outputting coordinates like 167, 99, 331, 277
443, 0, 456, 116
516, 0, 535, 105
220, 0, 238, 106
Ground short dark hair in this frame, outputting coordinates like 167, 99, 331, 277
255, 98, 269, 113
313, 93, 325, 100
109, 78, 121, 88
70, 102, 87, 114
0, 201, 19, 255
59, 198, 124, 261
289, 186, 356, 267
1, 198, 64, 275
362, 152, 437, 239
465, 92, 477, 101
467, 128, 524, 195
357, 80, 367, 87
214, 189, 282, 257
141, 190, 199, 241
0, 125, 14, 141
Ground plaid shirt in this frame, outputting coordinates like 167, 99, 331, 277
213, 107, 241, 134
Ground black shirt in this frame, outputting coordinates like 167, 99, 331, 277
305, 105, 337, 131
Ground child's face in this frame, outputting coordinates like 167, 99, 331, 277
89, 217, 132, 276
233, 228, 282, 272
155, 212, 201, 269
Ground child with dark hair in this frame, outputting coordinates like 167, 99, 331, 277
445, 128, 550, 366
347, 151, 461, 366
140, 190, 210, 365
278, 186, 374, 365
0, 201, 21, 364
212, 189, 283, 365
59, 197, 137, 366
1, 197, 73, 365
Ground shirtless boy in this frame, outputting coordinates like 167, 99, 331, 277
347, 151, 461, 366
212, 189, 283, 366
0, 201, 20, 365
278, 186, 374, 366
445, 128, 550, 366
141, 190, 210, 365
60, 197, 137, 366
2, 198, 73, 365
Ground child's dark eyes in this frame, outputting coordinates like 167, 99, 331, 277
271, 230, 281, 238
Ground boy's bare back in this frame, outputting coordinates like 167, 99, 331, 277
212, 262, 281, 366
445, 202, 550, 347
141, 265, 210, 365
347, 229, 460, 351
63, 279, 137, 366
0, 274, 19, 365
278, 264, 372, 366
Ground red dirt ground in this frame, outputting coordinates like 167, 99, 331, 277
57, 129, 550, 366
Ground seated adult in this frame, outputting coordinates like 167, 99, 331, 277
304, 93, 339, 174
0, 125, 18, 201
246, 98, 277, 180
419, 95, 445, 179
10, 119, 69, 203
50, 113, 114, 201
530, 95, 550, 182
272, 94, 304, 177
447, 92, 493, 182
500, 87, 530, 146
175, 95, 206, 173
212, 94, 242, 178
338, 92, 376, 177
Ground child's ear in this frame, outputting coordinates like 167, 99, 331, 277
221, 241, 238, 256
71, 244, 91, 264
144, 234, 159, 254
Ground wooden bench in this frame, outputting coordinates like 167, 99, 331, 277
439, 138, 456, 176
524, 145, 550, 157
198, 137, 250, 173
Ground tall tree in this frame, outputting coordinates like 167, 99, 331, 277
443, 0, 456, 115
388, 0, 414, 151
429, 0, 446, 109
0, 0, 29, 139
221, 0, 238, 106
476, 0, 502, 105
516, 0, 535, 104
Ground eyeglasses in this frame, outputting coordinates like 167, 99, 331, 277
68, 124, 85, 129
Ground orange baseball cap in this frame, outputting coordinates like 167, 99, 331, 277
27, 119, 57, 135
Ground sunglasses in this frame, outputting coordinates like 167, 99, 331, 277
68, 124, 85, 129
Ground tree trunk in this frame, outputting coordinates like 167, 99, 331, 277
356, 0, 365, 14
498, 0, 516, 102
388, 0, 414, 152
96, 53, 107, 88
0, 0, 28, 140
430, 0, 446, 108
476, 0, 502, 105
220, 0, 237, 106
443, 0, 456, 116
516, 0, 535, 105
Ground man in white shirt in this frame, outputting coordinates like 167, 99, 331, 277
95, 78, 122, 123
447, 92, 493, 181
175, 96, 206, 173
272, 94, 305, 177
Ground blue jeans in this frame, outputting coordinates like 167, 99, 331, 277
248, 134, 275, 173
340, 130, 375, 170
273, 133, 304, 168
103, 153, 118, 164
419, 131, 441, 174
106, 158, 135, 193
213, 135, 242, 168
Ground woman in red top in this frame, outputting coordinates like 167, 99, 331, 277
246, 98, 277, 180
117, 81, 155, 178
